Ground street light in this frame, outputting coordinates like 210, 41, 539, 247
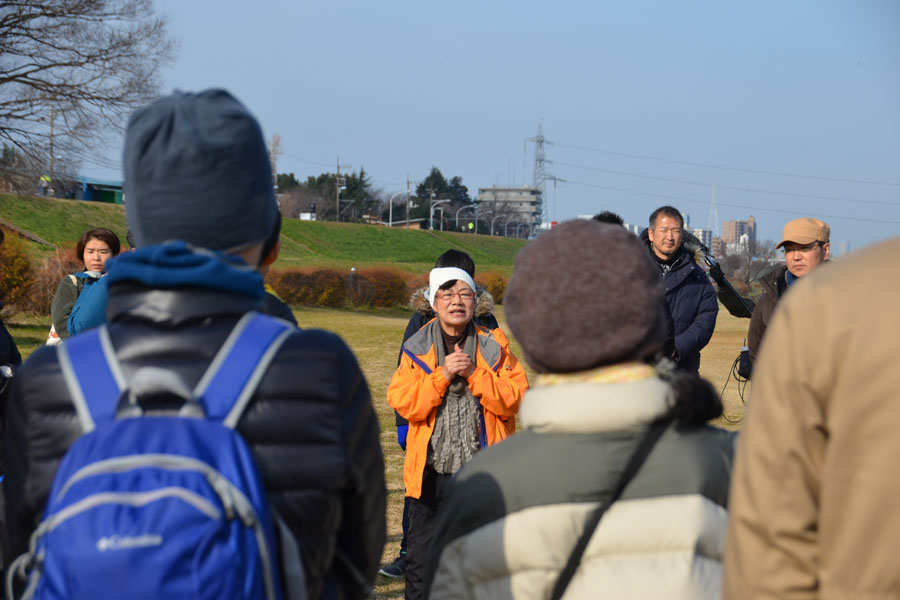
455, 204, 476, 228
516, 222, 527, 238
387, 191, 412, 228
430, 199, 451, 230
474, 210, 492, 235
491, 214, 505, 236
504, 221, 520, 237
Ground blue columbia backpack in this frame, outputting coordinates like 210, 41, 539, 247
7, 312, 305, 600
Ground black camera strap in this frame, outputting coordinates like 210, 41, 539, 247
549, 421, 668, 600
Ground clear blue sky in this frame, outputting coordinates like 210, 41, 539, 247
84, 0, 900, 252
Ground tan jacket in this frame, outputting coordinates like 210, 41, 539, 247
724, 236, 900, 599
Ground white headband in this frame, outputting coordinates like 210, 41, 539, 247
428, 267, 476, 307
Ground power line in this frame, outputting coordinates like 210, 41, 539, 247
550, 159, 900, 208
553, 142, 900, 187
280, 150, 335, 170
564, 178, 900, 226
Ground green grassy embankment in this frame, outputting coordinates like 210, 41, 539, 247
0, 193, 527, 274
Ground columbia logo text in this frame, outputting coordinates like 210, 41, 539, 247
96, 534, 163, 552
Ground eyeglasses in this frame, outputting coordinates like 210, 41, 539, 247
782, 242, 822, 255
436, 290, 475, 302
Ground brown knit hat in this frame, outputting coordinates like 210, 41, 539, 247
505, 219, 666, 373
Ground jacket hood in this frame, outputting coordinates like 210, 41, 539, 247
409, 285, 496, 320
105, 241, 265, 326
639, 228, 705, 267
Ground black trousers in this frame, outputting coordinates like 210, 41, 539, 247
405, 467, 451, 600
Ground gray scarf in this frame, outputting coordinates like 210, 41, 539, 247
427, 320, 481, 474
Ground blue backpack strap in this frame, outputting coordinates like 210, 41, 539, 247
194, 312, 294, 428
57, 326, 126, 433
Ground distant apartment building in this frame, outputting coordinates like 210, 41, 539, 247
721, 216, 756, 246
710, 236, 726, 258
690, 228, 713, 250
477, 185, 542, 226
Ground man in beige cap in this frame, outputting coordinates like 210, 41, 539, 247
745, 217, 829, 374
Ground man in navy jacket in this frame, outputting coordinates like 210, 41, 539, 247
642, 206, 718, 372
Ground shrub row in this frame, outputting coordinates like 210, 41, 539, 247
0, 242, 512, 314
268, 267, 412, 309
0, 239, 81, 315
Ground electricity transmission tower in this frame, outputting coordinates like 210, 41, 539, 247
525, 122, 560, 225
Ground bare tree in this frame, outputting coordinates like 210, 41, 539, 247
721, 239, 780, 292
0, 0, 176, 169
278, 187, 326, 220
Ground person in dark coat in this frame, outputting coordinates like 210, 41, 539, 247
4, 89, 385, 599
641, 206, 718, 373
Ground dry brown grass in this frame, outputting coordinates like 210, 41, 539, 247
292, 303, 748, 598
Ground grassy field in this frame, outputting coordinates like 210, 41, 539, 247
6, 303, 748, 599
0, 193, 526, 274
0, 195, 129, 257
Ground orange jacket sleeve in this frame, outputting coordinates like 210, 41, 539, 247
466, 328, 528, 420
387, 349, 451, 423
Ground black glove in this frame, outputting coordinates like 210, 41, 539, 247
708, 262, 726, 285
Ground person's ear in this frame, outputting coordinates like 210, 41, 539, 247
261, 239, 281, 268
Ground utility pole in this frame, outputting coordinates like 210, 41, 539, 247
335, 156, 351, 222
427, 186, 436, 230
269, 134, 282, 188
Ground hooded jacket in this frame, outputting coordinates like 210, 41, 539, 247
640, 230, 718, 372
426, 371, 734, 599
387, 319, 527, 499
5, 242, 386, 600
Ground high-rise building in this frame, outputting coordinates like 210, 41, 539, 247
721, 216, 756, 246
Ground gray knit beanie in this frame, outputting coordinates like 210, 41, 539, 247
124, 89, 277, 252
505, 219, 666, 373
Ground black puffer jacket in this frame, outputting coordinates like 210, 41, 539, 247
5, 283, 386, 600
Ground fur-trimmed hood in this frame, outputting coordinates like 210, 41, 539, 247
409, 285, 495, 321
639, 227, 707, 266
